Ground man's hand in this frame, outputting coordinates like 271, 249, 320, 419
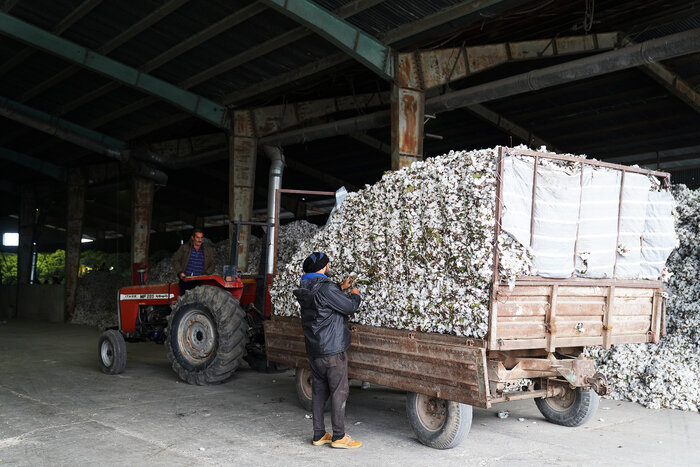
179, 272, 186, 279
340, 275, 354, 291
349, 287, 360, 296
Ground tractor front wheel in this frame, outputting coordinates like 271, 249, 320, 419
167, 285, 248, 385
98, 329, 127, 375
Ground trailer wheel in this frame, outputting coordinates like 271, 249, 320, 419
167, 285, 248, 385
295, 367, 331, 412
406, 392, 472, 449
98, 329, 127, 375
295, 367, 314, 411
535, 386, 599, 427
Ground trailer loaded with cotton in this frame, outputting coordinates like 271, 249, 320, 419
266, 146, 675, 449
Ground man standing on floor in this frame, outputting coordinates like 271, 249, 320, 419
293, 252, 363, 449
172, 228, 215, 295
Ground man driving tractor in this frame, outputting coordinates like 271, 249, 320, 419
172, 228, 215, 294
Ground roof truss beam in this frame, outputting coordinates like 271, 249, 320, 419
16, 0, 188, 104
465, 104, 558, 151
399, 32, 619, 90
0, 0, 102, 78
0, 96, 168, 183
0, 11, 228, 128
381, 0, 530, 44
1, 0, 18, 12
0, 147, 68, 181
348, 132, 390, 155
259, 0, 393, 80
260, 29, 700, 146
0, 95, 128, 159
92, 0, 381, 134
54, 2, 266, 118
621, 36, 700, 115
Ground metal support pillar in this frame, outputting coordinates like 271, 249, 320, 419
131, 176, 154, 285
64, 169, 85, 322
391, 54, 424, 170
230, 110, 258, 271
17, 184, 37, 285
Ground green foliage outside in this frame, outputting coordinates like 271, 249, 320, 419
0, 250, 132, 285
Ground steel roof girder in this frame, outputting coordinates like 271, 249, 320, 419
0, 95, 128, 155
259, 0, 394, 80
398, 32, 620, 90
0, 147, 68, 181
0, 12, 229, 128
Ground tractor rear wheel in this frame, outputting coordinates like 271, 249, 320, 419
167, 285, 248, 385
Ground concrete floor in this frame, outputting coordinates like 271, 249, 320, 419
0, 321, 698, 466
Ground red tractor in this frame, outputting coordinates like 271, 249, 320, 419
97, 220, 277, 384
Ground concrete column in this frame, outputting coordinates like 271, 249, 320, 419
131, 176, 154, 284
64, 169, 85, 322
17, 184, 37, 285
229, 110, 258, 271
391, 53, 425, 170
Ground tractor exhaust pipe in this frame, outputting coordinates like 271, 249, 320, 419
263, 145, 285, 275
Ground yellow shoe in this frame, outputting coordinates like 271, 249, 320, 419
312, 433, 332, 446
331, 434, 362, 449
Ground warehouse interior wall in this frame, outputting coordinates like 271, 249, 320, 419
15, 284, 64, 322
0, 285, 17, 321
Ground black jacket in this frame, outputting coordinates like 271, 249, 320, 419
293, 275, 362, 358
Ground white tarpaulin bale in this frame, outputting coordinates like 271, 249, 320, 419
501, 156, 534, 246
576, 169, 621, 278
615, 173, 652, 279
499, 152, 674, 281
640, 190, 676, 279
530, 163, 581, 278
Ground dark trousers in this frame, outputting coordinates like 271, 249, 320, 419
309, 351, 349, 438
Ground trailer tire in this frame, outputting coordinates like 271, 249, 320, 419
535, 386, 599, 427
295, 367, 331, 412
295, 367, 314, 411
167, 285, 247, 385
98, 329, 127, 375
406, 392, 472, 449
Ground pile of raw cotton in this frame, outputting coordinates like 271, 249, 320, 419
270, 147, 533, 338
71, 271, 127, 329
588, 184, 699, 412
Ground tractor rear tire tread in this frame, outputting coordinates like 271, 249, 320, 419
167, 285, 247, 385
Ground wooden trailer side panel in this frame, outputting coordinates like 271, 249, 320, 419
264, 316, 491, 408
488, 281, 665, 351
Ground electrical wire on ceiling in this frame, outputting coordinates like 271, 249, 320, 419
479, 0, 555, 19
584, 0, 595, 33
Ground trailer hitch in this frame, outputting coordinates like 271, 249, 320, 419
585, 372, 609, 396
